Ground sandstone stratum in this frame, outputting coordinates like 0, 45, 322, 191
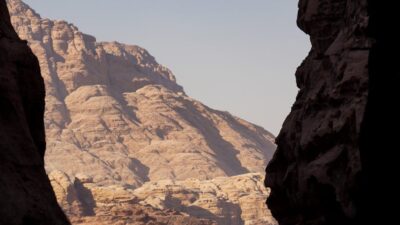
7, 0, 277, 224
50, 172, 275, 225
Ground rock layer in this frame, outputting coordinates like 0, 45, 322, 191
49, 171, 217, 225
133, 173, 277, 225
265, 0, 371, 225
50, 172, 276, 225
0, 0, 69, 224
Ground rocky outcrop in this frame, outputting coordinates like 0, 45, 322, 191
0, 0, 69, 224
49, 171, 216, 225
49, 172, 276, 225
7, 0, 276, 188
265, 0, 372, 225
134, 173, 277, 225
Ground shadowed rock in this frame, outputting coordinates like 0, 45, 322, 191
0, 0, 70, 224
265, 0, 399, 225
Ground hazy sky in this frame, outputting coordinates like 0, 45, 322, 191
24, 0, 310, 135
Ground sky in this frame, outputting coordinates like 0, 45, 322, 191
24, 0, 310, 135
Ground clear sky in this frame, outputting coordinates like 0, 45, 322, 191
24, 0, 310, 135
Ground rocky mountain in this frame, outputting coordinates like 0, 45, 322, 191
265, 0, 374, 225
6, 0, 277, 224
0, 0, 69, 224
7, 0, 275, 187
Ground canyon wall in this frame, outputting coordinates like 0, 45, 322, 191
265, 0, 400, 225
0, 0, 70, 224
265, 0, 370, 224
359, 1, 398, 224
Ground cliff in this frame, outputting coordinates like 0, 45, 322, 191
266, 0, 398, 225
265, 0, 369, 224
0, 0, 69, 224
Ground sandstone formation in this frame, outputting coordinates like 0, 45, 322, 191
0, 0, 69, 224
7, 0, 277, 224
134, 173, 277, 225
265, 0, 372, 225
49, 172, 275, 225
49, 171, 216, 225
7, 0, 275, 187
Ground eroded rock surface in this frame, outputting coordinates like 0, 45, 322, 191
134, 173, 276, 225
7, 0, 277, 224
8, 0, 275, 188
0, 0, 69, 224
49, 171, 217, 225
265, 0, 371, 225
50, 172, 275, 225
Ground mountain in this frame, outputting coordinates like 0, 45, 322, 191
7, 0, 277, 224
7, 0, 275, 187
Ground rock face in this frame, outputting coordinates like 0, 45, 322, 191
265, 0, 372, 225
133, 173, 276, 225
7, 0, 275, 188
359, 1, 399, 224
7, 0, 277, 224
50, 172, 275, 225
0, 0, 69, 224
49, 171, 216, 225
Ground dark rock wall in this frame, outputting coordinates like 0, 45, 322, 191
0, 0, 70, 224
359, 1, 398, 224
265, 0, 371, 224
266, 0, 400, 224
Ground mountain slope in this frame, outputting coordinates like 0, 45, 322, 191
7, 0, 277, 224
8, 0, 275, 188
